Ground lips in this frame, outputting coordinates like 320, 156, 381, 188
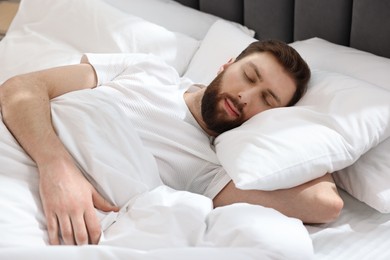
224, 97, 240, 118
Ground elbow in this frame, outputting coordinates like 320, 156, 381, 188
1, 75, 25, 97
0, 76, 20, 111
0, 75, 40, 120
323, 197, 344, 223
312, 192, 344, 224
0, 76, 21, 111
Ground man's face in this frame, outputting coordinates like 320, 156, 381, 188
201, 52, 296, 135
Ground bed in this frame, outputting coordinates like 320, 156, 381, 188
0, 0, 389, 259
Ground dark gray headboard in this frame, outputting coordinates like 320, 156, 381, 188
174, 0, 390, 59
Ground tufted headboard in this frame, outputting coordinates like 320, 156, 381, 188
174, 0, 390, 58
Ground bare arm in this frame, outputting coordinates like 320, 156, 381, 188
0, 64, 97, 163
0, 64, 118, 245
213, 173, 344, 224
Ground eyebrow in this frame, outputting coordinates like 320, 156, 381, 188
248, 62, 262, 81
247, 61, 282, 106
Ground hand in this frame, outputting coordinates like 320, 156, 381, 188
38, 158, 119, 245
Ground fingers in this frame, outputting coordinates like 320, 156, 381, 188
45, 207, 78, 245
92, 190, 119, 212
37, 161, 117, 246
70, 214, 89, 245
46, 197, 115, 245
58, 215, 76, 245
48, 211, 95, 245
41, 175, 118, 245
84, 208, 102, 244
86, 190, 118, 244
46, 212, 60, 245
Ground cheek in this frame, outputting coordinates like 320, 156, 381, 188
244, 104, 269, 121
219, 73, 240, 92
244, 108, 264, 121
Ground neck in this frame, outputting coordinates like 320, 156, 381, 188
184, 87, 218, 137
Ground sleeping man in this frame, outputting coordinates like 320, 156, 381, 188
0, 40, 343, 246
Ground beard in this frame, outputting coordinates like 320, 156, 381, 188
201, 71, 245, 135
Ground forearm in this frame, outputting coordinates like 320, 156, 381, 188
213, 173, 344, 224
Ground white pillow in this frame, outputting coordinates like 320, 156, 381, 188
103, 0, 255, 40
290, 37, 390, 88
0, 0, 199, 82
184, 19, 256, 85
215, 70, 390, 190
291, 38, 390, 212
333, 138, 390, 213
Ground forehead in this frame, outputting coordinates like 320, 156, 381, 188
238, 51, 283, 74
236, 52, 296, 106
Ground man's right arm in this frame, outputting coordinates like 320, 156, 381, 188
0, 64, 119, 245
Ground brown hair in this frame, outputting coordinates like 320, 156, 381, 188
235, 40, 311, 106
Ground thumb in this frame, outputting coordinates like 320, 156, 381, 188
92, 190, 119, 212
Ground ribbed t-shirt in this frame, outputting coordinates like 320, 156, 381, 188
82, 53, 231, 199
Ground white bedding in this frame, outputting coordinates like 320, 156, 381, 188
308, 190, 390, 259
1, 0, 390, 259
0, 0, 314, 259
0, 96, 313, 258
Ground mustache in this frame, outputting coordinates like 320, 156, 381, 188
223, 93, 244, 116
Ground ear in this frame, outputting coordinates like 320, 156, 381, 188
217, 57, 235, 74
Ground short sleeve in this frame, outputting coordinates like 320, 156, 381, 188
80, 53, 152, 86
203, 167, 232, 199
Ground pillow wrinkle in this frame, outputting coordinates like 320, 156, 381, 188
216, 70, 390, 191
290, 38, 390, 213
0, 0, 199, 82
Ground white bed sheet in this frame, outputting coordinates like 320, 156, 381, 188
308, 190, 390, 259
0, 110, 313, 258
0, 247, 283, 260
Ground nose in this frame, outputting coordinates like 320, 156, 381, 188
238, 94, 246, 106
238, 87, 267, 120
238, 87, 258, 106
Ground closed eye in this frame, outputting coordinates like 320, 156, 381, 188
262, 90, 281, 108
244, 71, 256, 83
262, 92, 272, 107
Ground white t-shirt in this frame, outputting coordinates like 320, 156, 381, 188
83, 53, 231, 199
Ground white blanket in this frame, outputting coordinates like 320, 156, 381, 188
0, 88, 314, 259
